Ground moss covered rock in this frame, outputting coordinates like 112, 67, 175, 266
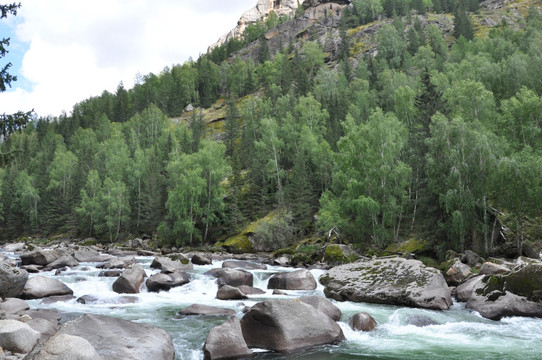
383, 239, 428, 256
217, 235, 254, 254
323, 244, 359, 265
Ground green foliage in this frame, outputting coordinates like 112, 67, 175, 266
252, 211, 294, 252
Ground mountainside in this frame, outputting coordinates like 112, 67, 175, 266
2, 0, 542, 264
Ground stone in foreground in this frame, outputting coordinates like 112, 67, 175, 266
240, 299, 345, 353
25, 333, 100, 360
320, 257, 452, 310
57, 314, 174, 360
0, 319, 41, 353
203, 316, 252, 360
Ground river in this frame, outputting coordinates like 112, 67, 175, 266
4, 251, 542, 360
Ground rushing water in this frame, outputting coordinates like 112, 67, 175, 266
4, 251, 542, 360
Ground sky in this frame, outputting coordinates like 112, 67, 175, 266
0, 0, 255, 117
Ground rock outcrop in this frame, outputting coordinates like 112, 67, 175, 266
240, 299, 345, 352
320, 258, 453, 310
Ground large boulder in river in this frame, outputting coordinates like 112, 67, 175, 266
299, 295, 342, 321
348, 312, 377, 331
44, 255, 79, 271
112, 263, 146, 294
240, 299, 345, 353
203, 316, 252, 360
20, 248, 70, 266
320, 257, 453, 310
191, 254, 212, 265
205, 268, 254, 288
222, 260, 267, 270
57, 314, 174, 360
74, 248, 112, 262
151, 256, 193, 272
465, 263, 542, 320
0, 261, 28, 298
267, 269, 317, 290
146, 271, 190, 292
179, 304, 236, 316
25, 333, 101, 360
22, 275, 73, 299
0, 319, 41, 353
217, 285, 248, 300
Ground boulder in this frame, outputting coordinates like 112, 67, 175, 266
522, 242, 539, 259
320, 258, 453, 310
146, 271, 190, 292
1, 243, 25, 252
0, 298, 30, 314
406, 314, 439, 327
40, 295, 76, 304
455, 275, 484, 302
44, 255, 79, 270
267, 269, 317, 290
461, 250, 480, 267
57, 314, 175, 360
299, 295, 342, 321
0, 262, 28, 298
26, 318, 59, 341
21, 265, 42, 273
203, 316, 252, 360
323, 244, 359, 265
178, 304, 236, 317
25, 333, 100, 360
150, 257, 193, 273
237, 285, 266, 295
479, 262, 511, 275
191, 254, 212, 265
0, 319, 40, 353
222, 260, 267, 270
98, 270, 122, 277
348, 312, 377, 331
97, 257, 133, 269
465, 263, 542, 320
217, 285, 248, 300
240, 299, 345, 352
74, 248, 112, 262
22, 276, 73, 299
112, 263, 146, 294
205, 268, 253, 288
445, 260, 473, 286
20, 248, 69, 266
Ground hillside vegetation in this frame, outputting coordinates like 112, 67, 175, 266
1, 0, 542, 260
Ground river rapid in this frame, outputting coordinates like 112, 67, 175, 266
4, 251, 542, 360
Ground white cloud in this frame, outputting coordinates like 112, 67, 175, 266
0, 0, 255, 117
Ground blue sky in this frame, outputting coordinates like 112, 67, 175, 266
0, 0, 255, 117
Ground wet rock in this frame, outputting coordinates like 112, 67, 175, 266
0, 299, 29, 315
0, 319, 40, 353
178, 304, 236, 317
273, 256, 290, 267
461, 250, 480, 267
479, 262, 511, 275
217, 285, 248, 300
112, 263, 146, 294
22, 276, 73, 299
203, 316, 252, 360
40, 295, 76, 304
237, 285, 266, 295
20, 249, 70, 267
44, 255, 79, 271
273, 289, 288, 295
240, 299, 345, 352
299, 295, 342, 321
76, 295, 99, 305
445, 260, 473, 286
222, 260, 267, 270
150, 257, 193, 273
205, 268, 254, 288
25, 333, 100, 360
57, 314, 175, 360
21, 265, 42, 273
97, 257, 133, 269
98, 270, 122, 277
191, 254, 212, 266
267, 269, 317, 290
320, 257, 452, 310
146, 271, 190, 292
74, 248, 112, 263
348, 312, 377, 331
0, 262, 28, 299
406, 314, 439, 327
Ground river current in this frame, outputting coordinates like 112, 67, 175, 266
4, 252, 542, 360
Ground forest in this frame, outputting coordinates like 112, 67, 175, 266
1, 0, 542, 260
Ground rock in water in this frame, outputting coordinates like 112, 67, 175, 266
320, 258, 452, 310
349, 312, 377, 331
0, 261, 28, 298
205, 268, 254, 288
25, 333, 100, 360
445, 260, 473, 286
57, 314, 175, 360
191, 254, 212, 265
222, 260, 267, 270
216, 285, 248, 300
146, 271, 190, 292
203, 316, 252, 360
267, 269, 317, 290
112, 263, 146, 294
0, 319, 41, 353
22, 276, 73, 299
299, 295, 342, 321
240, 299, 345, 353
179, 304, 236, 317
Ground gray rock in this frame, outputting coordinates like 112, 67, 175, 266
21, 249, 69, 266
21, 265, 42, 273
299, 295, 342, 321
0, 298, 29, 315
22, 276, 73, 299
217, 285, 248, 300
25, 333, 100, 360
150, 257, 193, 273
0, 319, 40, 353
40, 295, 76, 304
348, 312, 377, 331
0, 261, 28, 298
267, 269, 317, 290
191, 254, 212, 265
237, 285, 266, 295
203, 316, 252, 360
97, 270, 121, 277
320, 258, 453, 310
1, 243, 25, 252
461, 250, 480, 267
58, 314, 174, 360
112, 263, 146, 294
406, 314, 439, 327
445, 260, 473, 286
456, 275, 484, 302
74, 248, 112, 263
26, 318, 59, 342
222, 260, 267, 270
44, 255, 79, 271
240, 299, 345, 353
178, 304, 236, 316
97, 257, 133, 269
146, 271, 190, 292
479, 262, 511, 275
205, 268, 254, 288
